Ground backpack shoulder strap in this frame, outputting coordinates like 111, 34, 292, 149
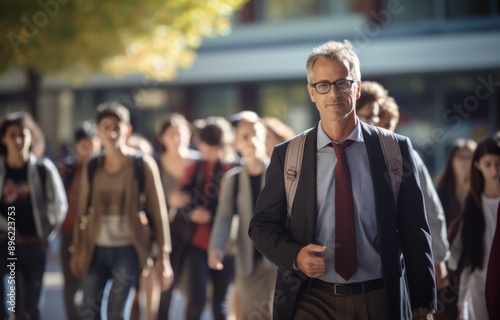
284, 129, 312, 219
86, 153, 103, 213
374, 126, 403, 206
133, 153, 145, 195
86, 154, 101, 187
61, 155, 78, 190
232, 169, 239, 215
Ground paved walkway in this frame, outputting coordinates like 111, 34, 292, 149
41, 235, 217, 320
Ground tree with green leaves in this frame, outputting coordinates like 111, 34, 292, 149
0, 0, 247, 116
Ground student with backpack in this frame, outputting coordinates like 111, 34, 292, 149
248, 40, 436, 320
70, 103, 173, 320
58, 121, 101, 320
0, 111, 68, 320
171, 116, 237, 320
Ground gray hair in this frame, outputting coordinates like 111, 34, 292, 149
306, 40, 361, 84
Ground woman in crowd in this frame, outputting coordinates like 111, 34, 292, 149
435, 138, 478, 229
0, 111, 68, 320
172, 116, 236, 320
153, 113, 199, 319
448, 136, 500, 319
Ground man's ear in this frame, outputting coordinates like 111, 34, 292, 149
355, 81, 362, 100
307, 85, 316, 103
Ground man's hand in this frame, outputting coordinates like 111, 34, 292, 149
412, 308, 434, 320
295, 244, 328, 278
208, 250, 224, 270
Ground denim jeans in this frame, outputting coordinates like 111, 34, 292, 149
77, 245, 139, 320
0, 241, 46, 320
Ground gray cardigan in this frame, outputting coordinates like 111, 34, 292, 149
209, 165, 275, 278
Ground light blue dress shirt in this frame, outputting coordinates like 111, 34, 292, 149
315, 120, 383, 283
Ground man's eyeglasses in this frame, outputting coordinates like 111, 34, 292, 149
310, 79, 355, 94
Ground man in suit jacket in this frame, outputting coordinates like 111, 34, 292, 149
248, 40, 436, 320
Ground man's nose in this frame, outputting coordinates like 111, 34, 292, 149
327, 85, 341, 99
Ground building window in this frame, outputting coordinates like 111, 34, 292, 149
263, 0, 320, 20
258, 82, 314, 133
193, 85, 240, 120
445, 0, 493, 18
384, 0, 498, 24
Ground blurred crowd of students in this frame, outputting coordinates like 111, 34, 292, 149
0, 105, 295, 320
0, 86, 498, 319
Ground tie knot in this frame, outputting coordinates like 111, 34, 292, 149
332, 140, 354, 158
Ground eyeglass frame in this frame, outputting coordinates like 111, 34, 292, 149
309, 79, 356, 94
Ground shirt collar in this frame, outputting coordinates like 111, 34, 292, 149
317, 119, 364, 150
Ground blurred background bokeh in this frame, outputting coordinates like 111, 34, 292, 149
1, 0, 499, 175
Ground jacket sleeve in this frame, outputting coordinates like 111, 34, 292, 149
248, 145, 304, 271
395, 137, 436, 312
143, 154, 171, 255
42, 157, 68, 242
209, 168, 239, 253
71, 157, 91, 252
413, 151, 450, 263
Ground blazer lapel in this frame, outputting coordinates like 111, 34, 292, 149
361, 122, 397, 220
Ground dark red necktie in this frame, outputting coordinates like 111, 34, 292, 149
332, 140, 357, 280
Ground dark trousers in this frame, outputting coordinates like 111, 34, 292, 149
78, 245, 139, 320
292, 281, 390, 320
157, 287, 173, 320
157, 258, 185, 320
0, 241, 47, 320
183, 245, 234, 320
60, 230, 82, 320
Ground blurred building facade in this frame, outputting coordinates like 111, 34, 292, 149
0, 0, 499, 174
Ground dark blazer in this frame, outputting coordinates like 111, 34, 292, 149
249, 122, 436, 320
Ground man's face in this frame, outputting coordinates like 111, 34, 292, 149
97, 116, 129, 149
307, 58, 360, 124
